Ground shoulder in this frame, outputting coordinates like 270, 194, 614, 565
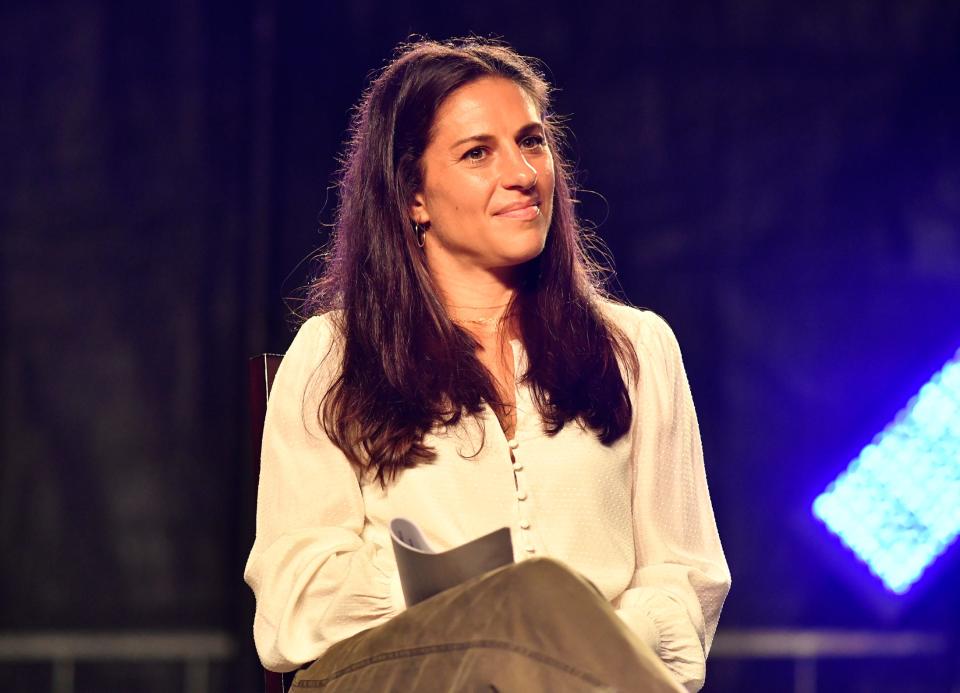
598, 300, 682, 363
597, 302, 693, 407
272, 312, 344, 402
287, 312, 342, 359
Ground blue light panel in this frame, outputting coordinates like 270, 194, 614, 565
813, 349, 960, 594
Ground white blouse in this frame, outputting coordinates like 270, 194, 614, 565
244, 303, 731, 691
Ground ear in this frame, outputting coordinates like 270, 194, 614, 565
409, 191, 430, 226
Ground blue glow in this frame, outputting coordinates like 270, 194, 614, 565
813, 350, 960, 594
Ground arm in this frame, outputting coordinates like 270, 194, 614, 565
243, 316, 403, 672
613, 311, 731, 692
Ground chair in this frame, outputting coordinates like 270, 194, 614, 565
248, 353, 290, 693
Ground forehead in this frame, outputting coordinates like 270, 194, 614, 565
430, 77, 542, 142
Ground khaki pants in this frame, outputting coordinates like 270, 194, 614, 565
292, 557, 683, 692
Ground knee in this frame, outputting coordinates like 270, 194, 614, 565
498, 557, 598, 604
512, 556, 575, 582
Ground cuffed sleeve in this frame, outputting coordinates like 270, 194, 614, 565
243, 315, 404, 672
612, 309, 731, 692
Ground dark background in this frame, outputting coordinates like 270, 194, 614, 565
2, 1, 959, 691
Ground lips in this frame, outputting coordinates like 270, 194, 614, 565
494, 199, 541, 220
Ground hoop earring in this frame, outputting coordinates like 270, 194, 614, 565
412, 221, 426, 248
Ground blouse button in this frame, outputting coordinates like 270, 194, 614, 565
512, 461, 523, 471
508, 439, 519, 450
519, 520, 531, 530
525, 545, 536, 553
516, 490, 528, 501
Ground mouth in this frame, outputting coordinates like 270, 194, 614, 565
494, 200, 541, 220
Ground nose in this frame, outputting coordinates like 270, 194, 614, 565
501, 147, 538, 190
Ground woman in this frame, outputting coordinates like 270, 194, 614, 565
245, 38, 730, 692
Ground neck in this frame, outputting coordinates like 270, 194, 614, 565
429, 264, 518, 331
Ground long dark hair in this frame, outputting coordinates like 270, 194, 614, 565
306, 38, 638, 483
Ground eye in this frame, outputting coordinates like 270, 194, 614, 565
519, 134, 546, 151
463, 146, 488, 162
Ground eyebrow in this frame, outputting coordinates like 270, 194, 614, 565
448, 122, 545, 151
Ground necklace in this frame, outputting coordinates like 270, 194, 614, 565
447, 301, 511, 327
457, 315, 502, 325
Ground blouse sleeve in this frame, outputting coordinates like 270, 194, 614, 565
243, 316, 404, 672
612, 310, 731, 692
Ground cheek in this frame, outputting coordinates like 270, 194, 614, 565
540, 154, 556, 182
540, 163, 557, 203
425, 186, 459, 220
436, 176, 490, 215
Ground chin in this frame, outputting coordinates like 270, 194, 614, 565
486, 218, 550, 268
494, 240, 547, 268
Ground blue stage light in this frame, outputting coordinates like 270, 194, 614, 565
813, 350, 960, 594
